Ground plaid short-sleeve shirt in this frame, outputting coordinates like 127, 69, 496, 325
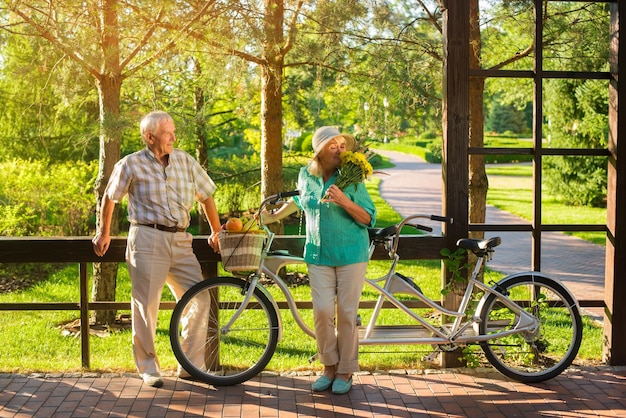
106, 148, 216, 228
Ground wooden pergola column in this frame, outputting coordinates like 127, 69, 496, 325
605, 3, 626, 365
440, 0, 470, 367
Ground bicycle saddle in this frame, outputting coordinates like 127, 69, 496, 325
368, 225, 398, 241
456, 236, 502, 252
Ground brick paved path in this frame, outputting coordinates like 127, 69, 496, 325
2, 368, 626, 417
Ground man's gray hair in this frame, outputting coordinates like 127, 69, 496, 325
140, 111, 173, 144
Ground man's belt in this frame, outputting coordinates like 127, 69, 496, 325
136, 223, 186, 233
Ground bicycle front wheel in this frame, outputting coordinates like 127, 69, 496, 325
478, 274, 582, 383
169, 276, 280, 386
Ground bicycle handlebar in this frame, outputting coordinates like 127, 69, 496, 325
259, 192, 453, 258
402, 215, 452, 234
430, 215, 453, 224
270, 190, 300, 204
263, 190, 300, 206
406, 223, 433, 233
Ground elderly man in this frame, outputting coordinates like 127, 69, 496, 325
92, 111, 221, 388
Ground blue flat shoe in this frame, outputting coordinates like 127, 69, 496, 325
312, 375, 334, 392
331, 377, 353, 394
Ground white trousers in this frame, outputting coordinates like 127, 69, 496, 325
307, 262, 368, 374
126, 225, 206, 375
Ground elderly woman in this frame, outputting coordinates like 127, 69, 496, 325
264, 126, 376, 394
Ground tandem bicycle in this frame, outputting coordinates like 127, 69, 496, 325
169, 191, 582, 385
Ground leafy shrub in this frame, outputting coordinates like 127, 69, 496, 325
426, 140, 442, 163
300, 133, 313, 154
543, 79, 608, 207
419, 130, 437, 140
545, 156, 607, 207
0, 159, 97, 236
0, 204, 38, 236
287, 132, 308, 152
208, 154, 262, 216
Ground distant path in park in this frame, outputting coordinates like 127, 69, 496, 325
373, 149, 605, 318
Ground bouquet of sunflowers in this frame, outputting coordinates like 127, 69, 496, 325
322, 138, 375, 201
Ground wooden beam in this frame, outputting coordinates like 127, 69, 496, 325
441, 0, 470, 368
0, 235, 448, 264
605, 2, 626, 365
532, 0, 544, 273
441, 0, 469, 248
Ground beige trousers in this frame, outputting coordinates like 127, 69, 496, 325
126, 225, 206, 375
307, 262, 368, 374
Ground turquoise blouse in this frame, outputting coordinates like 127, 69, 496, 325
294, 166, 376, 266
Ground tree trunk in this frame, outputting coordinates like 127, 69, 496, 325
468, 0, 488, 275
91, 0, 124, 325
261, 0, 285, 233
91, 74, 123, 324
261, 63, 284, 199
194, 60, 210, 235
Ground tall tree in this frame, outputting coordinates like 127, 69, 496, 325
178, 0, 305, 205
0, 34, 99, 161
469, 0, 487, 242
165, 1, 405, 207
1, 0, 217, 324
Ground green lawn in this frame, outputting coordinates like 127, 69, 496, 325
486, 164, 606, 245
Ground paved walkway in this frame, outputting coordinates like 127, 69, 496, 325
2, 367, 626, 417
1, 150, 619, 418
374, 149, 606, 319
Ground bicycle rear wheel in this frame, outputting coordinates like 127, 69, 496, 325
169, 276, 280, 386
478, 274, 582, 383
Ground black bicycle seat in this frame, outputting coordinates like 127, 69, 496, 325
456, 237, 502, 252
368, 225, 398, 241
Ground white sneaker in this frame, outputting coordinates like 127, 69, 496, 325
140, 373, 163, 388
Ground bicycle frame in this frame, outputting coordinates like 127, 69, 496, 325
221, 214, 540, 350
170, 193, 583, 385
360, 256, 539, 346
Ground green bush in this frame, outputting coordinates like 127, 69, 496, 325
426, 140, 442, 163
419, 130, 438, 140
543, 79, 608, 207
208, 155, 262, 216
287, 132, 308, 152
545, 156, 607, 207
300, 132, 313, 154
0, 159, 97, 236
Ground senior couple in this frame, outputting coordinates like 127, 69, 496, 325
93, 111, 375, 394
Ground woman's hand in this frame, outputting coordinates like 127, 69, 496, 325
261, 209, 278, 224
324, 184, 372, 226
322, 184, 348, 206
261, 200, 298, 224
